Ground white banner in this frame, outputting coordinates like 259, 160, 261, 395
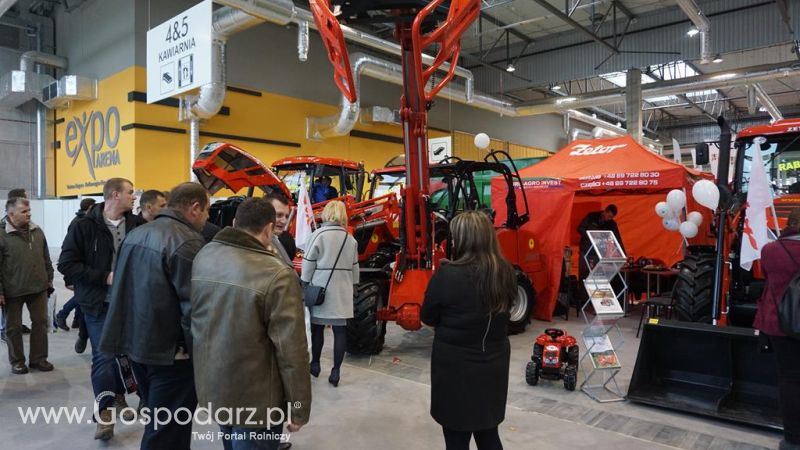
740, 146, 774, 270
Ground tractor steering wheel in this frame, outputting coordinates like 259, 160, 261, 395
544, 328, 564, 339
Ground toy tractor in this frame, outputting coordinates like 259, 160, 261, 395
525, 328, 579, 391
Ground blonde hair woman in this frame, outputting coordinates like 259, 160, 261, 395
421, 210, 517, 450
301, 200, 359, 387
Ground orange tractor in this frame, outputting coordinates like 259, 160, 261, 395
629, 117, 795, 429
308, 0, 542, 354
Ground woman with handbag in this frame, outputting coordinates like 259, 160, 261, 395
421, 211, 517, 450
301, 200, 358, 387
755, 209, 800, 450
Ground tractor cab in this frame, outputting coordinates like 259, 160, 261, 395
272, 156, 367, 205
726, 119, 800, 325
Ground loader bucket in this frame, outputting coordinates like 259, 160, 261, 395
628, 320, 781, 430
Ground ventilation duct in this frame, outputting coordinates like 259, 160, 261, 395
0, 70, 53, 108
675, 0, 712, 64
361, 106, 400, 125
41, 75, 98, 109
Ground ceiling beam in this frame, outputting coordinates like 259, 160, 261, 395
530, 0, 618, 54
479, 11, 533, 46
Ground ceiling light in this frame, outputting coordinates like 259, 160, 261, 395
710, 72, 736, 80
687, 27, 700, 37
759, 106, 768, 112
551, 84, 562, 91
712, 54, 723, 63
506, 63, 515, 73
556, 97, 576, 105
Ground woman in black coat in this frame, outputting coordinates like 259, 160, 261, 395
421, 210, 518, 450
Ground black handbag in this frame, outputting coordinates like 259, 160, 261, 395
776, 239, 800, 338
303, 231, 348, 308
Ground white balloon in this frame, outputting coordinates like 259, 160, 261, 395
662, 217, 680, 231
687, 211, 703, 227
679, 221, 699, 238
655, 201, 670, 218
474, 133, 491, 150
692, 180, 720, 210
666, 189, 686, 212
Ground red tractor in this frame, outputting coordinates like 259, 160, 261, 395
309, 0, 541, 355
525, 328, 579, 391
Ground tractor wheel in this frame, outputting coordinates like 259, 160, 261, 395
525, 361, 540, 386
563, 366, 577, 391
508, 272, 535, 335
567, 345, 579, 366
673, 246, 716, 323
346, 280, 387, 355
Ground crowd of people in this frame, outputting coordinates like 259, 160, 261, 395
1, 178, 798, 450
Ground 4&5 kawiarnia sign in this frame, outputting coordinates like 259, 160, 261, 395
146, 0, 212, 103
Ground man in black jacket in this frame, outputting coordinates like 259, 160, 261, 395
100, 182, 208, 450
57, 178, 141, 441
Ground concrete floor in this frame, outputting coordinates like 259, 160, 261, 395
0, 258, 784, 450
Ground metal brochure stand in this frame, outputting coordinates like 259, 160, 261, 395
580, 230, 627, 402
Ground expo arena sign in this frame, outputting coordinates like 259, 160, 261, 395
64, 107, 122, 180
568, 143, 627, 156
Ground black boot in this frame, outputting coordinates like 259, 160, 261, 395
329, 367, 340, 387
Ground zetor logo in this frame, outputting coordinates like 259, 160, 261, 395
65, 107, 121, 180
569, 143, 627, 156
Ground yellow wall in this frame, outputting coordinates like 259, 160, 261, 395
55, 65, 448, 196
55, 68, 138, 196
452, 130, 552, 161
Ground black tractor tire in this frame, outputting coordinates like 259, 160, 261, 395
525, 361, 540, 386
673, 246, 716, 323
346, 280, 387, 355
563, 366, 577, 391
567, 345, 579, 366
508, 271, 535, 335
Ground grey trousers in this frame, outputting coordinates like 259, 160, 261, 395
5, 291, 48, 366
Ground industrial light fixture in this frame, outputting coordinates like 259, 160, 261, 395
712, 54, 723, 63
687, 27, 700, 37
551, 84, 562, 91
556, 97, 576, 105
759, 106, 768, 112
506, 63, 516, 73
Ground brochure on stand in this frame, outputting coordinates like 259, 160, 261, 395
585, 281, 624, 316
587, 230, 626, 261
583, 335, 622, 370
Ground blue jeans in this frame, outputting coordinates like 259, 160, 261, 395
82, 310, 124, 414
56, 296, 82, 322
219, 424, 284, 450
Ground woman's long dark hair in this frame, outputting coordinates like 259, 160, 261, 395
448, 210, 517, 313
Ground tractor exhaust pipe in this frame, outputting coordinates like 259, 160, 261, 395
711, 116, 732, 325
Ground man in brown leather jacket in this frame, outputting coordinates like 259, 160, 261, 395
191, 197, 311, 450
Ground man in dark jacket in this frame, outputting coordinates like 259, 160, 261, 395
138, 189, 167, 222
100, 182, 208, 450
577, 205, 624, 299
0, 197, 54, 374
57, 178, 141, 441
55, 198, 96, 335
192, 198, 310, 450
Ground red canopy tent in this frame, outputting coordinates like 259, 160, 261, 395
492, 135, 713, 321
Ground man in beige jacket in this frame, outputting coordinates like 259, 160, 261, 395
191, 197, 311, 450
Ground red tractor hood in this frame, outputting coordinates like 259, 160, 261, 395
192, 142, 293, 201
